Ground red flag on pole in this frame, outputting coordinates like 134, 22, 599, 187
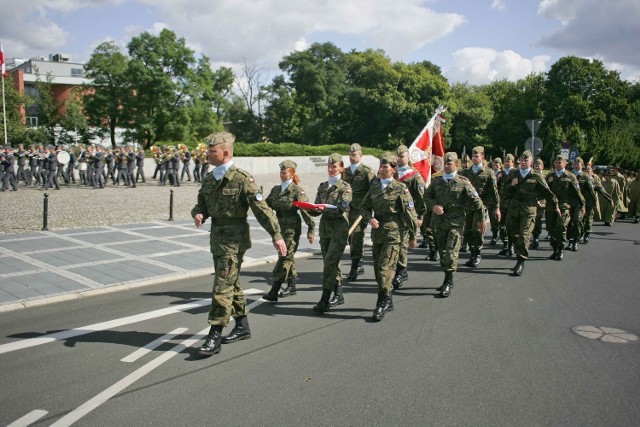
0, 44, 6, 78
408, 106, 446, 185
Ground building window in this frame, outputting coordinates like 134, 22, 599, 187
25, 85, 39, 98
71, 68, 84, 77
26, 117, 38, 127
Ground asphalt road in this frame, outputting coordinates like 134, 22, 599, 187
1, 221, 639, 426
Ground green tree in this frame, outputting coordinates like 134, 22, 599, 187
447, 83, 493, 153
0, 74, 29, 145
262, 75, 304, 142
59, 88, 89, 145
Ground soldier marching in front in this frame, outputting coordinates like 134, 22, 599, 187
262, 160, 315, 302
308, 153, 353, 312
44, 146, 60, 190
497, 154, 515, 256
392, 144, 426, 288
16, 144, 28, 185
126, 145, 137, 188
501, 151, 559, 275
529, 159, 546, 249
344, 143, 374, 281
424, 152, 484, 296
191, 131, 286, 357
459, 146, 500, 267
360, 152, 417, 320
545, 155, 584, 258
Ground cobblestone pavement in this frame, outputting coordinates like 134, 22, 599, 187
0, 173, 328, 234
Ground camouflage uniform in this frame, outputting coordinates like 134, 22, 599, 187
531, 159, 547, 246
459, 146, 500, 266
545, 158, 585, 255
501, 153, 558, 266
265, 178, 315, 284
360, 153, 417, 320
344, 144, 374, 277
424, 153, 484, 286
574, 161, 609, 243
496, 155, 515, 256
191, 160, 282, 327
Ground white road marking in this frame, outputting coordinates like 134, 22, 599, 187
50, 328, 208, 427
120, 328, 188, 363
7, 409, 48, 427
0, 289, 264, 355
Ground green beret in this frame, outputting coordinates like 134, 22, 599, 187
493, 157, 502, 164
206, 131, 236, 147
279, 160, 297, 170
349, 143, 362, 153
534, 159, 544, 166
520, 150, 533, 159
328, 153, 343, 164
505, 154, 515, 161
380, 152, 398, 166
472, 146, 484, 156
444, 152, 458, 162
553, 154, 566, 161
396, 145, 409, 155
573, 157, 584, 164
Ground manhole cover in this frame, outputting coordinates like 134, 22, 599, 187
571, 326, 638, 343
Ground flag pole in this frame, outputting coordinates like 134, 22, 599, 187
1, 41, 7, 146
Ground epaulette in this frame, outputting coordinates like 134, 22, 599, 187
432, 171, 444, 178
458, 175, 470, 182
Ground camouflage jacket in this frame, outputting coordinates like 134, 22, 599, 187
424, 174, 484, 229
266, 182, 315, 235
460, 166, 500, 209
575, 172, 598, 208
345, 163, 374, 207
397, 166, 427, 218
360, 179, 418, 243
501, 169, 558, 211
545, 170, 585, 210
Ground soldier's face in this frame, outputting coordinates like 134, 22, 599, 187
397, 152, 409, 167
207, 144, 227, 166
505, 159, 514, 168
280, 168, 292, 182
349, 151, 362, 164
472, 153, 483, 166
573, 162, 582, 171
327, 162, 344, 177
443, 160, 457, 174
520, 158, 532, 169
493, 163, 501, 171
554, 160, 566, 171
534, 163, 543, 172
378, 163, 395, 179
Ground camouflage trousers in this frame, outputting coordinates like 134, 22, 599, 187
320, 235, 347, 291
434, 225, 463, 273
372, 240, 400, 296
499, 206, 510, 243
532, 206, 545, 238
272, 225, 301, 282
421, 211, 436, 245
507, 205, 537, 259
208, 246, 248, 327
348, 209, 368, 260
489, 205, 500, 237
581, 206, 596, 235
548, 207, 578, 250
463, 208, 487, 251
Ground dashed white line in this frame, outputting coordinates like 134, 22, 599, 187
7, 409, 48, 427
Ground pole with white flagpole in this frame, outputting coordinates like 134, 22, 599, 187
1, 41, 7, 146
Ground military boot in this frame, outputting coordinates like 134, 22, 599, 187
498, 242, 509, 256
490, 233, 497, 245
392, 267, 408, 289
530, 236, 539, 249
329, 285, 344, 306
313, 288, 333, 313
556, 246, 564, 261
279, 277, 297, 297
372, 293, 394, 321
570, 239, 579, 252
197, 325, 223, 356
347, 259, 361, 281
263, 281, 282, 302
460, 240, 469, 252
221, 316, 251, 344
418, 237, 429, 248
357, 258, 365, 275
427, 243, 440, 261
513, 257, 525, 276
440, 272, 453, 297
507, 243, 514, 257
548, 248, 559, 260
582, 232, 590, 244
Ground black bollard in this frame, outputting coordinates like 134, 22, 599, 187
42, 193, 49, 231
168, 189, 174, 221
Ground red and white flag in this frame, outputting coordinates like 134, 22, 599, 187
0, 43, 6, 78
408, 106, 446, 185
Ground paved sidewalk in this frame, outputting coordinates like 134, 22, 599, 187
0, 218, 317, 312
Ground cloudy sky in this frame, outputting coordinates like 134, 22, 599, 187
1, 0, 639, 84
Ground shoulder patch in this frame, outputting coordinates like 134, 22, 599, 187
408, 201, 414, 209
256, 193, 263, 201
341, 201, 349, 208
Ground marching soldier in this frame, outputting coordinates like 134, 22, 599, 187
262, 160, 315, 301
392, 145, 426, 288
360, 152, 417, 320
308, 153, 353, 312
501, 151, 559, 275
1, 146, 18, 191
424, 152, 484, 296
459, 146, 500, 267
16, 143, 28, 185
44, 145, 60, 190
136, 148, 146, 183
65, 146, 77, 184
180, 144, 192, 182
344, 143, 374, 281
573, 158, 610, 243
530, 159, 546, 248
488, 157, 503, 245
126, 145, 137, 188
497, 154, 516, 256
93, 145, 105, 188
115, 146, 129, 186
191, 131, 286, 357
27, 145, 39, 185
600, 170, 621, 226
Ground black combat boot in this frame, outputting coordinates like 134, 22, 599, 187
507, 243, 514, 257
440, 272, 453, 297
357, 258, 365, 275
313, 288, 333, 313
548, 248, 559, 260
373, 293, 394, 321
490, 234, 497, 245
426, 243, 440, 261
221, 316, 251, 344
418, 237, 429, 248
392, 267, 408, 289
197, 325, 223, 356
329, 285, 344, 306
279, 277, 297, 297
460, 240, 469, 252
498, 242, 509, 256
530, 236, 539, 249
582, 232, 590, 244
347, 259, 360, 281
634, 217, 639, 224
513, 257, 525, 276
556, 246, 564, 261
263, 281, 282, 302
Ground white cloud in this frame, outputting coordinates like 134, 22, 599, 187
491, 0, 505, 11
537, 0, 640, 70
446, 47, 550, 84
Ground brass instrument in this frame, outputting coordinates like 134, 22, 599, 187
178, 143, 188, 161
159, 146, 177, 165
196, 142, 207, 164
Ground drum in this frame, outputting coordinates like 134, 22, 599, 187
57, 151, 71, 165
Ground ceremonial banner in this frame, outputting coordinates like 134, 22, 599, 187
408, 106, 446, 185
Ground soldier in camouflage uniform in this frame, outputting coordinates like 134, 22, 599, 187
392, 144, 426, 288
262, 160, 315, 302
360, 153, 418, 321
309, 153, 353, 313
459, 146, 500, 267
497, 154, 516, 256
191, 132, 287, 357
344, 143, 374, 281
545, 155, 585, 258
530, 159, 546, 249
573, 158, 610, 243
424, 152, 484, 297
488, 157, 503, 245
501, 151, 559, 275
